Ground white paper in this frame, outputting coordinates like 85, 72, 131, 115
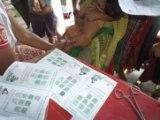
39, 49, 117, 120
0, 83, 49, 120
0, 75, 2, 81
0, 115, 30, 120
38, 49, 88, 76
0, 62, 59, 120
2, 62, 60, 91
1, 49, 117, 120
119, 0, 160, 16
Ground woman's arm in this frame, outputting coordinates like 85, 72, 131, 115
8, 12, 55, 51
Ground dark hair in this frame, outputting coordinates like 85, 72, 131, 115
105, 0, 123, 19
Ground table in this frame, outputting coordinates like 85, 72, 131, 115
47, 66, 160, 120
94, 72, 160, 120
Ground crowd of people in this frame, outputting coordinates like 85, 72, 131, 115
0, 0, 160, 98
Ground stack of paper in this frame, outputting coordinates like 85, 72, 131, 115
0, 49, 117, 120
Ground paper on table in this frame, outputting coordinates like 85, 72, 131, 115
0, 62, 59, 119
38, 49, 90, 77
0, 75, 2, 81
51, 69, 116, 120
0, 83, 49, 120
0, 115, 31, 120
1, 49, 117, 120
39, 49, 117, 120
2, 62, 60, 91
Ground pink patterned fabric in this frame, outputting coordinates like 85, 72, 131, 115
15, 45, 45, 61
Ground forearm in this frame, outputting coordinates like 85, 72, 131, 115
8, 12, 53, 51
20, 31, 53, 51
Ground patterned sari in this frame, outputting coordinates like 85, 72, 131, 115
69, 16, 128, 70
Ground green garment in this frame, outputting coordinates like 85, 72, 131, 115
69, 16, 128, 70
114, 40, 124, 72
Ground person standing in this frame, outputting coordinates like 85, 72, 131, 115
28, 0, 58, 43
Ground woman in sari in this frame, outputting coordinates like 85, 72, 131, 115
63, 0, 128, 70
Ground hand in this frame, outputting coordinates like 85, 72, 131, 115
49, 36, 58, 44
62, 40, 73, 52
32, 0, 42, 13
70, 35, 90, 47
52, 38, 67, 50
150, 42, 160, 58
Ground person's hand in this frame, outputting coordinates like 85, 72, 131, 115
62, 39, 73, 52
52, 38, 67, 50
49, 36, 58, 44
62, 35, 90, 52
70, 35, 90, 47
32, 0, 42, 13
150, 42, 160, 58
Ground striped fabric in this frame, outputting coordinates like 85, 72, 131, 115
120, 16, 153, 69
